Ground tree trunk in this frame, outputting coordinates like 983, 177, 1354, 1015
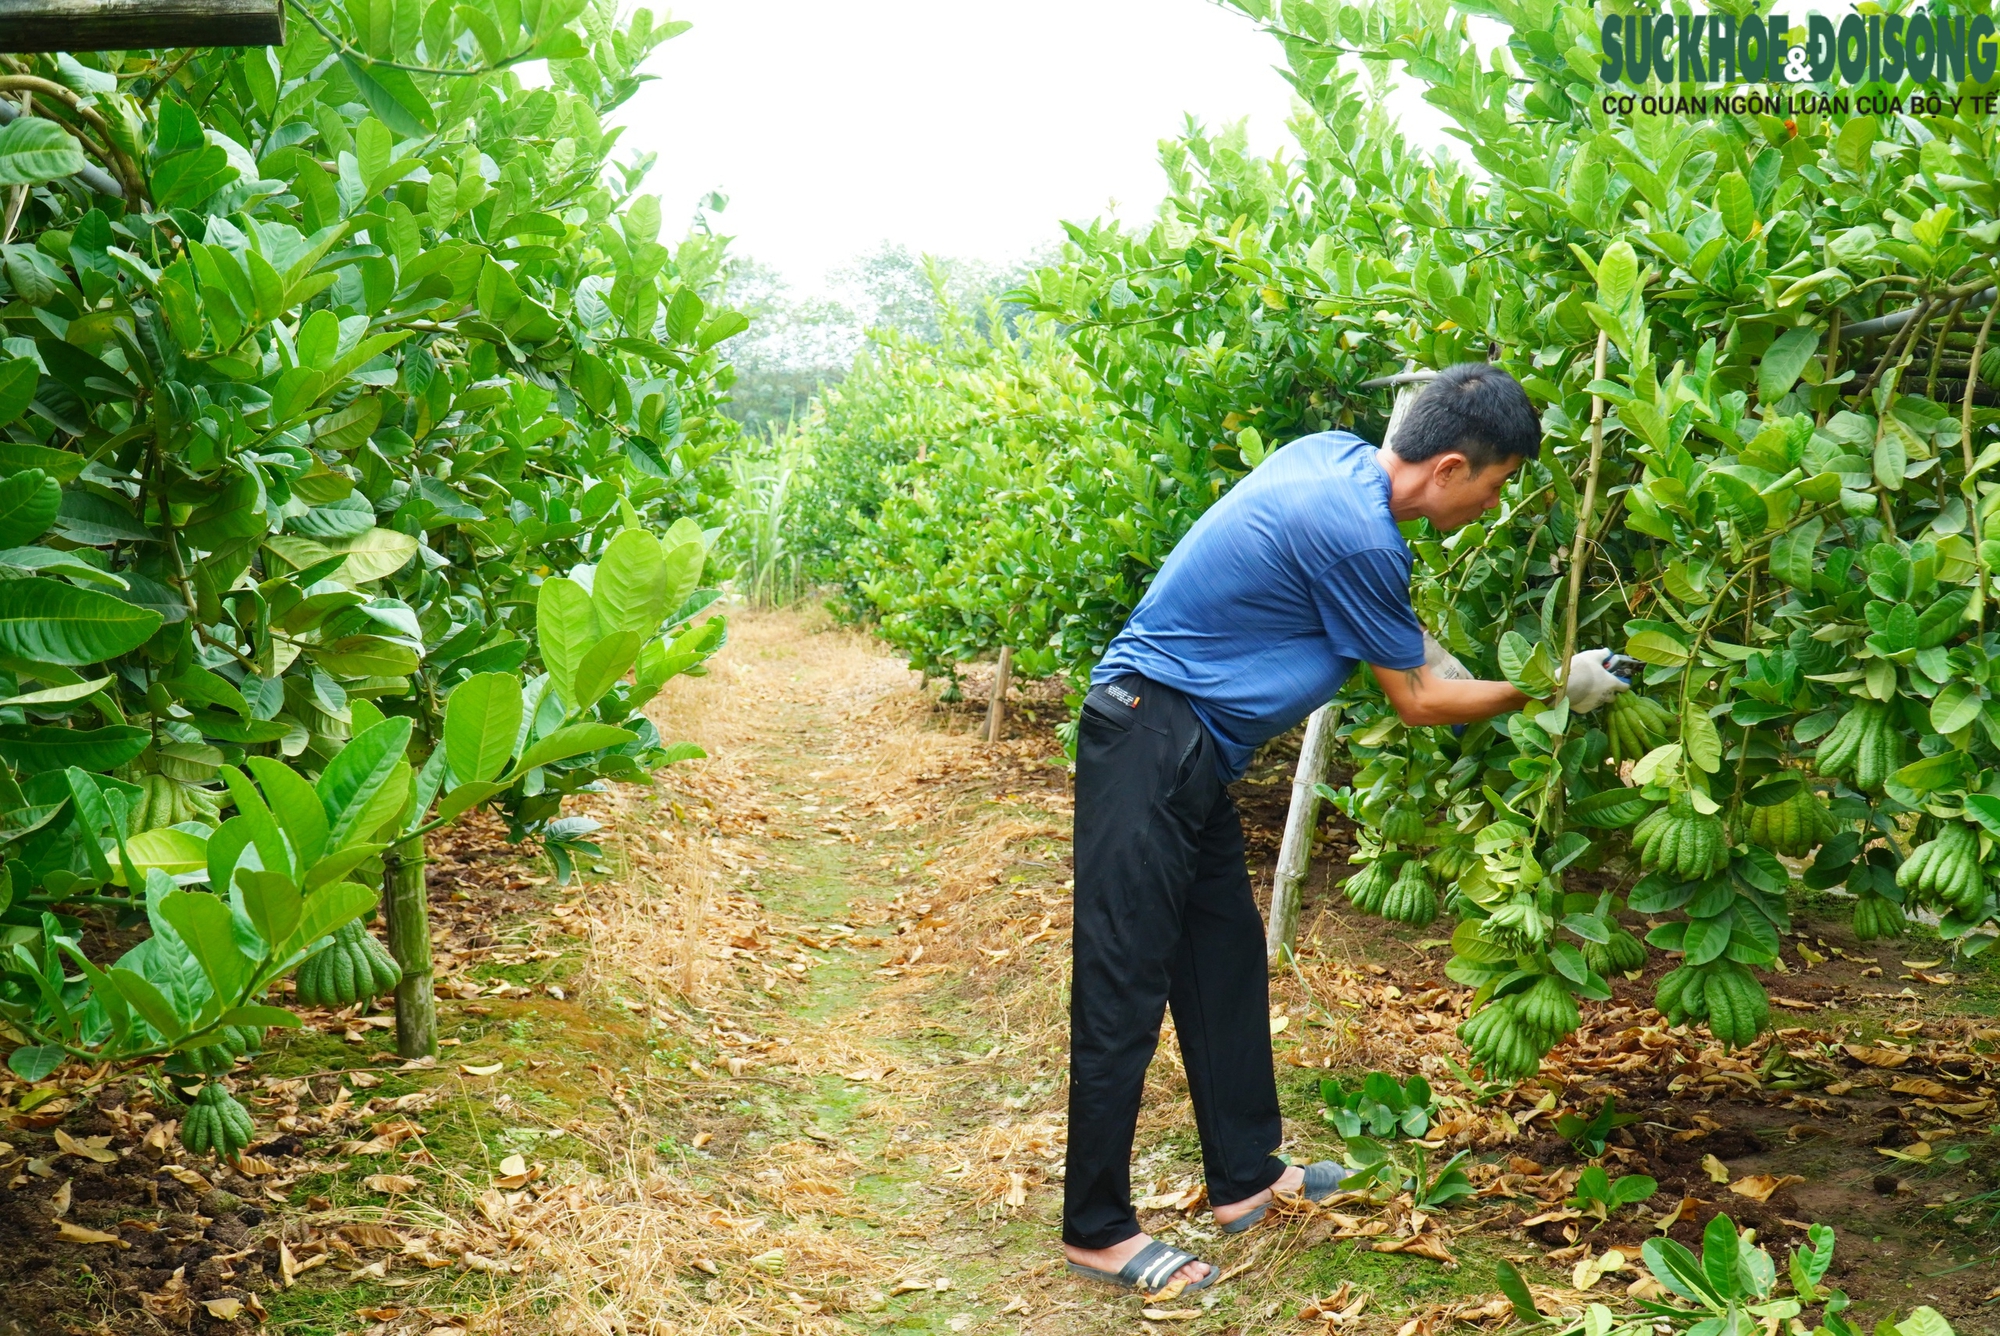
383, 837, 437, 1059
1266, 704, 1340, 961
984, 646, 1013, 743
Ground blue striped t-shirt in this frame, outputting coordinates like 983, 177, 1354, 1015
1093, 430, 1425, 779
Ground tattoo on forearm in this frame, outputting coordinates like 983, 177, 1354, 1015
1404, 668, 1425, 692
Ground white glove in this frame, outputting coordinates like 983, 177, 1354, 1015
1566, 648, 1630, 713
1423, 632, 1473, 681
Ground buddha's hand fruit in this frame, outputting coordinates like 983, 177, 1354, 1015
1634, 795, 1727, 879
1343, 861, 1394, 916
1458, 996, 1542, 1082
1584, 926, 1648, 977
1742, 784, 1835, 858
1852, 891, 1907, 941
1896, 821, 1985, 915
293, 920, 403, 1008
1381, 860, 1438, 926
1815, 700, 1903, 794
1380, 802, 1427, 847
180, 1083, 255, 1158
1605, 692, 1674, 763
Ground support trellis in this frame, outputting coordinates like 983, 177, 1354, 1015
0, 0, 281, 52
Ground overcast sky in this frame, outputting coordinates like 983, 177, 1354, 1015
618, 1, 1314, 287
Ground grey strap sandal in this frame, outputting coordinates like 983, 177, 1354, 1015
1218, 1161, 1351, 1235
1066, 1238, 1219, 1295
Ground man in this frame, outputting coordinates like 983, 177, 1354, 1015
1061, 363, 1629, 1295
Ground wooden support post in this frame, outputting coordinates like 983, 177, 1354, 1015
0, 0, 283, 52
383, 836, 437, 1059
984, 646, 1012, 743
1265, 704, 1339, 960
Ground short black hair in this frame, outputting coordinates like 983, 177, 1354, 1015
1390, 362, 1540, 470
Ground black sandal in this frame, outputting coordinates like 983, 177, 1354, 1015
1066, 1239, 1219, 1296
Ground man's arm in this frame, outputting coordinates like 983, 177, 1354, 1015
1369, 661, 1529, 727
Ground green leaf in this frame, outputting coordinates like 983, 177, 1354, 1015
1757, 328, 1820, 404
157, 888, 252, 1002
0, 358, 37, 427
569, 631, 641, 713
1894, 749, 1968, 794
1643, 1237, 1723, 1306
317, 716, 414, 850
325, 528, 420, 583
1717, 171, 1757, 239
1702, 1213, 1742, 1300
235, 869, 302, 954
217, 1004, 302, 1029
1932, 681, 1984, 734
280, 879, 378, 958
0, 116, 87, 185
1682, 707, 1723, 773
444, 672, 523, 785
0, 579, 163, 664
1497, 631, 1556, 695
0, 723, 147, 773
0, 470, 59, 547
1835, 115, 1878, 174
109, 967, 185, 1040
336, 54, 435, 138
1769, 518, 1823, 590
245, 757, 329, 871
537, 577, 595, 710
1876, 427, 1908, 492
0, 675, 110, 708
222, 767, 293, 881
1625, 629, 1690, 667
434, 779, 505, 824
515, 722, 637, 773
107, 826, 208, 885
592, 528, 668, 636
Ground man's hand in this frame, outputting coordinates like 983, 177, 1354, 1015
1422, 633, 1473, 682
1565, 649, 1630, 713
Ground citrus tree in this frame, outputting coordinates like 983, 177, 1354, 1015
0, 0, 740, 1143
768, 0, 2000, 1077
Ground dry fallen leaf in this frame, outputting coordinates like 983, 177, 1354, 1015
1843, 1045, 1911, 1069
1728, 1175, 1805, 1203
52, 1129, 118, 1164
458, 1061, 504, 1077
363, 1173, 419, 1194
1891, 1077, 1957, 1100
162, 1165, 209, 1188
200, 1297, 243, 1320
1654, 1195, 1700, 1233
49, 1179, 70, 1218
1701, 1154, 1731, 1184
1142, 1308, 1201, 1321
56, 1220, 123, 1245
1374, 1234, 1455, 1263
338, 1224, 405, 1250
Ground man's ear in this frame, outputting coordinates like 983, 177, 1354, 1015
1430, 451, 1471, 486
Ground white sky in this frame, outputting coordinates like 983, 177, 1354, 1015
618, 1, 1320, 287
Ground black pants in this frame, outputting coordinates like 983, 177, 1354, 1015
1063, 674, 1285, 1249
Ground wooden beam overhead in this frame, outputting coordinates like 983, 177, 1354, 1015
0, 0, 282, 53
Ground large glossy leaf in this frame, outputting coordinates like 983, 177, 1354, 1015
156, 888, 252, 1003
0, 723, 148, 773
317, 716, 414, 849
570, 631, 641, 713
593, 528, 668, 635
0, 116, 87, 185
444, 672, 523, 785
537, 577, 595, 709
245, 756, 329, 871
0, 579, 163, 665
517, 722, 637, 773
0, 469, 59, 547
107, 826, 209, 885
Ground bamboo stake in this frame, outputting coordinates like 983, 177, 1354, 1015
1265, 703, 1341, 960
1962, 298, 1999, 632
984, 646, 1013, 743
1558, 332, 1613, 681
